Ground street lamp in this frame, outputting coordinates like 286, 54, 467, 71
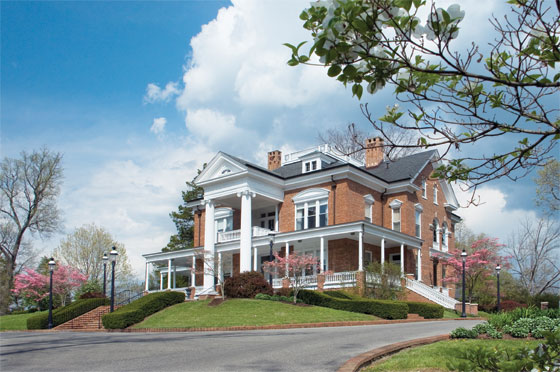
461, 249, 467, 318
47, 258, 56, 329
102, 252, 108, 297
495, 264, 501, 312
109, 247, 118, 312
268, 232, 276, 286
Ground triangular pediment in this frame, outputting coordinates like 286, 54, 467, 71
195, 152, 247, 183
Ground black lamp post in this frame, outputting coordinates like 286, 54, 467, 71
47, 258, 56, 329
461, 249, 467, 318
268, 232, 276, 286
496, 264, 501, 312
102, 252, 108, 297
109, 247, 118, 312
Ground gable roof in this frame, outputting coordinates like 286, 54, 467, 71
363, 150, 437, 183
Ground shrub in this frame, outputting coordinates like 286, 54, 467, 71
403, 301, 444, 319
27, 298, 109, 329
473, 322, 495, 335
532, 293, 560, 309
223, 272, 273, 298
79, 291, 106, 299
254, 293, 271, 300
323, 290, 354, 300
501, 300, 528, 312
450, 327, 478, 339
102, 291, 184, 329
274, 287, 292, 297
298, 290, 407, 319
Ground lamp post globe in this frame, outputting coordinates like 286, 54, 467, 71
47, 258, 56, 329
461, 249, 467, 318
495, 264, 501, 312
109, 247, 118, 312
102, 252, 109, 297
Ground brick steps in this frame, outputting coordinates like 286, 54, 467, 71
55, 305, 111, 330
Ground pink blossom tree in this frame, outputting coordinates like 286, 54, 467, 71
12, 265, 87, 309
263, 252, 318, 303
436, 237, 509, 303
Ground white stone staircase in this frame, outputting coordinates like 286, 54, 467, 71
405, 277, 459, 309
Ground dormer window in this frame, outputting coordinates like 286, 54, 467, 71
303, 159, 320, 173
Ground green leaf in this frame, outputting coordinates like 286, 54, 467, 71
328, 65, 342, 77
299, 10, 309, 21
287, 59, 299, 67
394, 0, 413, 12
352, 84, 363, 99
441, 9, 451, 24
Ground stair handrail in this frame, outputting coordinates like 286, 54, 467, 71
115, 289, 144, 307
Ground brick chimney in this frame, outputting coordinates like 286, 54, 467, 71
268, 150, 282, 170
365, 137, 384, 168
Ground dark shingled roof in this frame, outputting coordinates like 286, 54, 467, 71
222, 149, 437, 184
362, 150, 437, 183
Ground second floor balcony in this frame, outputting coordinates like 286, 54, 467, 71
217, 226, 273, 243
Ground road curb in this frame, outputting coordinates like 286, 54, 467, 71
337, 334, 450, 372
3, 317, 483, 333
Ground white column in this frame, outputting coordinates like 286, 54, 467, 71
320, 237, 325, 273
238, 190, 255, 272
275, 204, 279, 231
285, 242, 290, 277
203, 199, 215, 291
400, 243, 405, 276
218, 252, 223, 283
358, 231, 363, 271
173, 261, 176, 288
417, 248, 422, 281
167, 259, 172, 289
381, 238, 385, 266
191, 256, 196, 287
159, 272, 163, 290
253, 246, 258, 271
145, 262, 149, 291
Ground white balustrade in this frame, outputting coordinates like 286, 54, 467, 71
216, 226, 272, 243
405, 278, 458, 309
252, 226, 272, 237
325, 271, 356, 285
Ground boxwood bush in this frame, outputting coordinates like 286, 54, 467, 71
27, 298, 109, 329
102, 291, 185, 329
223, 271, 273, 298
403, 301, 444, 319
298, 290, 408, 319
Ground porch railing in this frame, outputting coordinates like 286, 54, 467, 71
216, 226, 272, 243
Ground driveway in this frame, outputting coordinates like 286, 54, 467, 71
1, 320, 481, 372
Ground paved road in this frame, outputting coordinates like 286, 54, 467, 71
1, 320, 481, 372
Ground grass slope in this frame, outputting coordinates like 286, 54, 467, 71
366, 339, 540, 372
0, 311, 48, 331
134, 299, 378, 329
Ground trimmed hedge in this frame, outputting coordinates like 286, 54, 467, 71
323, 290, 354, 300
224, 271, 273, 298
298, 290, 408, 319
102, 291, 185, 329
404, 301, 444, 319
27, 298, 109, 329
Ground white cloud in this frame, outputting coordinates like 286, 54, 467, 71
186, 108, 245, 146
150, 117, 167, 134
144, 82, 180, 103
457, 186, 537, 245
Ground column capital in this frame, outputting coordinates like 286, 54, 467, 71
236, 189, 256, 198
203, 199, 215, 207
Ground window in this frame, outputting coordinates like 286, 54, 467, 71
215, 208, 234, 233
433, 185, 438, 204
392, 208, 401, 232
364, 194, 374, 222
414, 203, 423, 238
364, 251, 373, 267
389, 199, 403, 232
293, 188, 330, 230
421, 179, 427, 199
259, 211, 276, 231
303, 160, 319, 173
432, 218, 440, 249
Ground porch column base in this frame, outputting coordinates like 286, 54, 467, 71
282, 277, 290, 289
189, 287, 196, 300
317, 273, 325, 292
356, 270, 366, 297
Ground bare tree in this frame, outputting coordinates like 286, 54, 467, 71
507, 218, 560, 298
535, 159, 560, 216
54, 223, 133, 284
0, 148, 63, 314
193, 248, 226, 298
318, 123, 418, 162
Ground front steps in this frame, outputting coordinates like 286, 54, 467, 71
54, 305, 111, 331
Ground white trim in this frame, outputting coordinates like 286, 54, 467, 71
292, 188, 330, 204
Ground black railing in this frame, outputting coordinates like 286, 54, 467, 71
115, 289, 143, 307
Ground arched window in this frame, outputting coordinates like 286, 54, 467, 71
433, 184, 438, 204
442, 222, 448, 249
432, 218, 440, 247
293, 188, 330, 230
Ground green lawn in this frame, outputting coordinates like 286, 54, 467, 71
0, 311, 47, 331
365, 339, 540, 372
133, 299, 378, 329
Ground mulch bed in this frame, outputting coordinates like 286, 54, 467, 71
208, 298, 226, 307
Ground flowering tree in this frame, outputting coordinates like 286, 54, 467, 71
193, 248, 227, 298
286, 0, 559, 202
263, 252, 318, 303
12, 265, 87, 309
436, 237, 508, 303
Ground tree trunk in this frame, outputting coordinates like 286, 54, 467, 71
0, 261, 15, 315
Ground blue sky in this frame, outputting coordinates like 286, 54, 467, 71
2, 0, 555, 278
